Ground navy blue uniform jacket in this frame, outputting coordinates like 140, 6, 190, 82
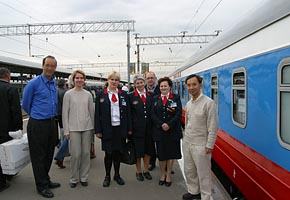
129, 90, 153, 138
151, 92, 182, 141
95, 88, 132, 140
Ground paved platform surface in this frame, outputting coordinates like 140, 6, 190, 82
1, 136, 231, 200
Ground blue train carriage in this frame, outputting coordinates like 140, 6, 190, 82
170, 0, 290, 199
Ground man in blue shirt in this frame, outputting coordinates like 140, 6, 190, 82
22, 55, 60, 198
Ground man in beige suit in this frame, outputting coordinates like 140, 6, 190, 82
182, 74, 218, 200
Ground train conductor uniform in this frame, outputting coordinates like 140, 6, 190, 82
151, 92, 182, 161
95, 71, 132, 187
129, 85, 155, 180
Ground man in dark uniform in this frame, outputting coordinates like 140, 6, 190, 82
145, 71, 160, 171
0, 67, 23, 192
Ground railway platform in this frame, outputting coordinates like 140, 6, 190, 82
1, 137, 231, 200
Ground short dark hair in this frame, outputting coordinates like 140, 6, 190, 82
57, 79, 66, 87
158, 76, 172, 87
42, 55, 57, 66
185, 74, 203, 84
0, 67, 10, 79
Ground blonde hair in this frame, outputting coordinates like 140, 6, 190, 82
108, 71, 120, 81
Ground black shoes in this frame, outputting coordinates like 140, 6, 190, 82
136, 172, 144, 181
0, 182, 10, 192
165, 181, 172, 187
182, 192, 201, 200
48, 181, 61, 189
103, 176, 110, 187
70, 182, 88, 188
103, 175, 125, 186
70, 182, 77, 188
38, 189, 54, 198
80, 181, 88, 187
143, 171, 152, 180
158, 179, 165, 185
159, 176, 171, 187
113, 175, 125, 185
37, 181, 59, 197
148, 163, 156, 171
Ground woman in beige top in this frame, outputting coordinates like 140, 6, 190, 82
62, 69, 94, 188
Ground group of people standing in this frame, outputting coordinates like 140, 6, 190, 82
0, 55, 218, 200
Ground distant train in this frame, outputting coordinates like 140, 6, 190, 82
10, 78, 105, 101
170, 0, 290, 199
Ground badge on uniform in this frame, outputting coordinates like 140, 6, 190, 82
170, 102, 177, 107
133, 100, 138, 105
167, 107, 176, 113
100, 98, 105, 103
122, 99, 127, 106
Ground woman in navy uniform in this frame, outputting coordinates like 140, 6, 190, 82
129, 74, 155, 181
95, 71, 132, 187
151, 77, 182, 187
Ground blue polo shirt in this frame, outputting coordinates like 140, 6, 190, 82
22, 73, 58, 120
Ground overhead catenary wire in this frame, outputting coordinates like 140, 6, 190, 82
194, 0, 223, 33
183, 0, 207, 31
12, 0, 61, 22
172, 0, 223, 60
32, 36, 75, 58
0, 1, 79, 60
2, 36, 70, 58
0, 1, 41, 22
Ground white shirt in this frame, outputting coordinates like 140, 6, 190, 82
108, 89, 120, 126
161, 93, 169, 101
137, 89, 146, 98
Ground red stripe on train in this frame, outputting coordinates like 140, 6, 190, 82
212, 129, 290, 200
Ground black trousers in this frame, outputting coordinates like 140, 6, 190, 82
27, 117, 58, 191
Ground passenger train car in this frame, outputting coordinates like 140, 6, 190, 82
170, 0, 290, 199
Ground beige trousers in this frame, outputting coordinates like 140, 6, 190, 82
183, 140, 212, 200
69, 130, 92, 183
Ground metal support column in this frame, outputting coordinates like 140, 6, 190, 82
127, 30, 131, 84
28, 25, 31, 57
136, 44, 140, 73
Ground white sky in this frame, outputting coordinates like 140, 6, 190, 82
0, 0, 264, 79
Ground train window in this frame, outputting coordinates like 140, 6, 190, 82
278, 62, 290, 149
232, 68, 247, 128
182, 80, 186, 100
211, 74, 218, 112
282, 65, 290, 84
